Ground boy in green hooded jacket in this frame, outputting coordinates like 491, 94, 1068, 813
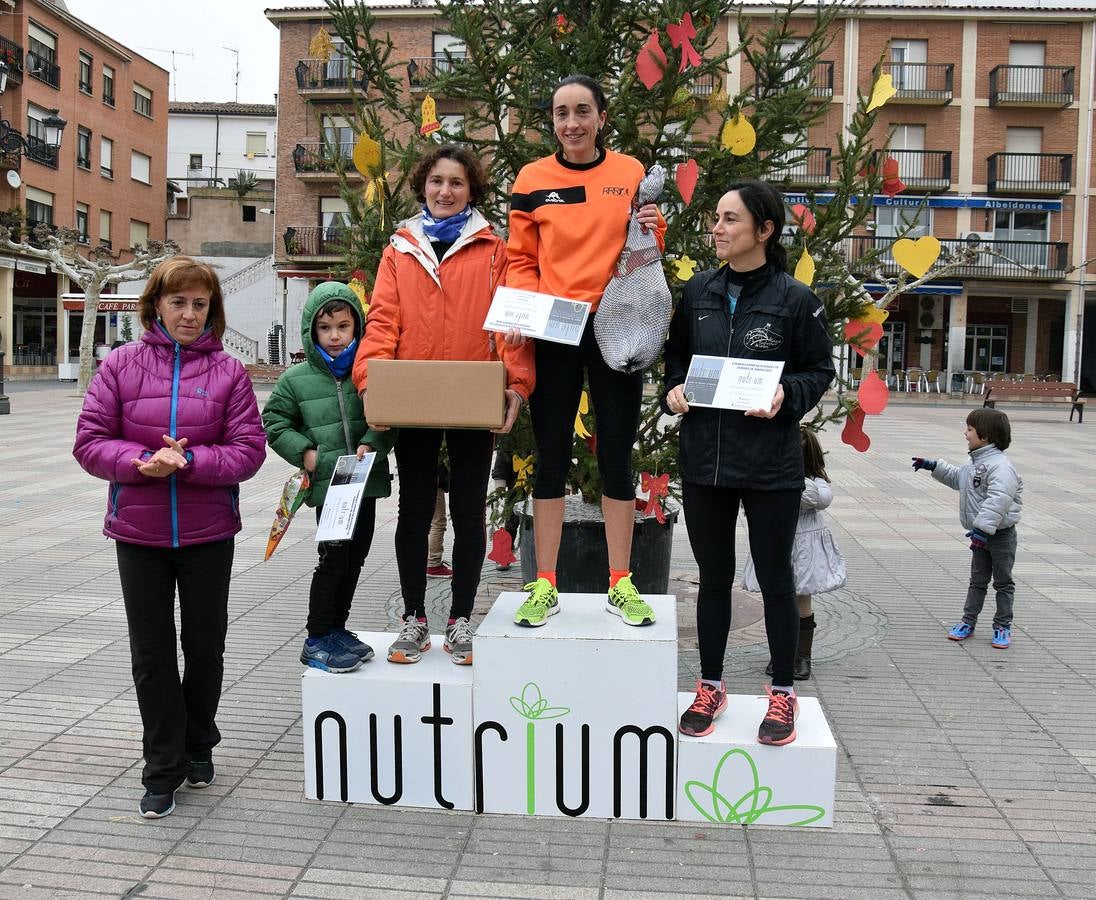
263, 282, 394, 672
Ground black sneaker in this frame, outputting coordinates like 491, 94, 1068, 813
139, 789, 176, 818
185, 758, 215, 788
757, 686, 799, 746
331, 628, 375, 662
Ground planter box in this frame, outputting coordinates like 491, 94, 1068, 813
517, 496, 678, 593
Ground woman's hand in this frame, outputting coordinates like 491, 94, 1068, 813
745, 383, 784, 419
501, 327, 527, 348
302, 449, 318, 473
493, 390, 524, 434
636, 203, 660, 234
665, 384, 690, 416
132, 435, 189, 478
360, 390, 391, 431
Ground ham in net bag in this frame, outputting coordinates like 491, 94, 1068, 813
594, 164, 672, 374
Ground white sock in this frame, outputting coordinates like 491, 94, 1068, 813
701, 678, 723, 691
772, 684, 795, 696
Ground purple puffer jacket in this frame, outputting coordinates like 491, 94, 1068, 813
73, 324, 267, 548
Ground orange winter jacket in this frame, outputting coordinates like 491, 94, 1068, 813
353, 209, 535, 400
507, 149, 666, 311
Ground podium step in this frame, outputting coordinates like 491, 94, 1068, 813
302, 631, 474, 809
676, 693, 836, 827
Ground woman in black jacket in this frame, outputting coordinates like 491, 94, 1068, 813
663, 180, 834, 745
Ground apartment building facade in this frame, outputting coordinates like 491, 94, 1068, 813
266, 0, 1095, 386
0, 0, 168, 375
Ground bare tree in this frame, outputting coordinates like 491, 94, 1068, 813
0, 224, 177, 394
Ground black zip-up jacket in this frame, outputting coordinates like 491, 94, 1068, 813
661, 263, 835, 490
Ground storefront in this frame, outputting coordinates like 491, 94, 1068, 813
57, 294, 141, 380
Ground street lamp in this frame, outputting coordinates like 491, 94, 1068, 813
0, 321, 9, 415
0, 107, 67, 166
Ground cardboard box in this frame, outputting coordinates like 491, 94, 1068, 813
366, 359, 505, 429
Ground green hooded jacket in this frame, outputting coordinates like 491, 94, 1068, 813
262, 282, 394, 507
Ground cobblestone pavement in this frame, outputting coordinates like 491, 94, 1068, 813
1, 382, 1094, 898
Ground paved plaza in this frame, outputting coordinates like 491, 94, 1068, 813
0, 381, 1094, 899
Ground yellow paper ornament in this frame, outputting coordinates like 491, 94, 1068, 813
513, 454, 534, 490
794, 249, 816, 287
720, 114, 756, 156
308, 29, 335, 62
419, 95, 441, 136
708, 87, 729, 110
891, 236, 941, 278
353, 133, 382, 177
348, 279, 368, 312
573, 390, 591, 439
672, 255, 697, 281
866, 73, 897, 112
858, 302, 889, 325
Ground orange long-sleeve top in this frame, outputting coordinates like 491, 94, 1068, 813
506, 149, 666, 312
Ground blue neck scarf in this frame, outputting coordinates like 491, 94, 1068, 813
421, 204, 472, 244
318, 338, 358, 379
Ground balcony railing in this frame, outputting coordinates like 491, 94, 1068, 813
769, 146, 832, 186
752, 60, 834, 100
407, 55, 467, 90
293, 141, 356, 175
847, 235, 1068, 280
0, 36, 24, 85
881, 62, 953, 104
989, 65, 1074, 107
283, 225, 348, 258
689, 72, 720, 96
25, 52, 60, 89
294, 58, 366, 94
987, 152, 1071, 194
873, 149, 952, 191
24, 134, 58, 168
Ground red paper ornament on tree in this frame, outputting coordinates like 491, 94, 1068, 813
857, 370, 890, 415
790, 203, 816, 235
843, 319, 883, 357
637, 30, 668, 89
881, 156, 906, 198
666, 12, 702, 72
487, 529, 517, 568
675, 158, 699, 204
841, 405, 871, 453
639, 471, 670, 524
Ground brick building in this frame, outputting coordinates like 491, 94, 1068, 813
0, 0, 168, 377
266, 0, 1096, 387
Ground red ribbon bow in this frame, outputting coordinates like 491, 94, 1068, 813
640, 471, 670, 524
667, 13, 702, 72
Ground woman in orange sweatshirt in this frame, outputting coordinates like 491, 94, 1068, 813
506, 74, 665, 629
354, 144, 533, 667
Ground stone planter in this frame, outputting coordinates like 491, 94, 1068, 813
517, 495, 679, 594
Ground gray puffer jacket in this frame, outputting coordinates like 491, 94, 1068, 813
932, 444, 1022, 534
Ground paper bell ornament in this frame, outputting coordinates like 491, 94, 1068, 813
419, 95, 441, 136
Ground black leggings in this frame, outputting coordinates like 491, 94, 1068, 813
682, 482, 802, 685
308, 498, 377, 637
394, 427, 494, 620
530, 312, 643, 501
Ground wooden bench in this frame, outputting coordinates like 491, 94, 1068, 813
983, 382, 1085, 423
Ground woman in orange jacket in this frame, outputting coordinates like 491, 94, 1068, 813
353, 143, 533, 667
506, 74, 665, 629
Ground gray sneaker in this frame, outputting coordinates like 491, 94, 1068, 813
387, 615, 431, 664
443, 616, 474, 665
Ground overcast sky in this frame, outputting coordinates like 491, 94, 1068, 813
66, 0, 299, 104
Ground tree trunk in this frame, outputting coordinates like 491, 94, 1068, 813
77, 280, 102, 396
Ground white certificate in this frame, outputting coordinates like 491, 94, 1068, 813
483, 286, 590, 346
683, 356, 785, 411
316, 453, 376, 542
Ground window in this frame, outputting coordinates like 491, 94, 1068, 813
890, 39, 928, 91
25, 186, 54, 229
131, 150, 151, 184
964, 325, 1009, 373
133, 83, 153, 118
25, 105, 58, 167
78, 52, 93, 93
433, 33, 466, 72
1004, 126, 1042, 184
188, 153, 202, 170
876, 205, 932, 239
242, 205, 257, 222
129, 220, 149, 248
75, 203, 89, 243
245, 131, 267, 156
320, 196, 350, 230
99, 209, 112, 248
76, 127, 91, 169
889, 123, 926, 178
439, 114, 465, 137
1008, 42, 1045, 94
27, 23, 58, 88
994, 210, 1050, 268
102, 65, 115, 106
321, 115, 353, 157
100, 137, 113, 178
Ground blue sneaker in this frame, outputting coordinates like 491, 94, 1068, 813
300, 634, 363, 673
948, 622, 974, 641
992, 626, 1011, 649
331, 628, 375, 662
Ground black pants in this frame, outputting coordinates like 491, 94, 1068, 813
308, 498, 377, 637
116, 538, 234, 793
530, 312, 643, 501
394, 428, 494, 619
682, 482, 802, 685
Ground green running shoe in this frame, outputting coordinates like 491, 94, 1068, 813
514, 578, 560, 627
607, 575, 655, 626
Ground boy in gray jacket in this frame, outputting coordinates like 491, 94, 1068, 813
912, 408, 1023, 649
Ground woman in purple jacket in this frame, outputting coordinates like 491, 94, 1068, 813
73, 256, 266, 819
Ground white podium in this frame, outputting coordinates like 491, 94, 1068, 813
472, 592, 678, 820
302, 631, 474, 810
675, 693, 836, 827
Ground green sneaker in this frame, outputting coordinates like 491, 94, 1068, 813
607, 575, 655, 626
514, 579, 560, 627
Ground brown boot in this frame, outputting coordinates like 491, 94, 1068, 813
794, 614, 815, 680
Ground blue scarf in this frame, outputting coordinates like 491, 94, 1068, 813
318, 338, 358, 379
421, 204, 472, 244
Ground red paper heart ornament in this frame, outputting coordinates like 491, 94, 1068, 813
841, 405, 870, 453
675, 158, 699, 205
844, 319, 884, 357
857, 370, 890, 415
637, 30, 668, 89
790, 203, 816, 235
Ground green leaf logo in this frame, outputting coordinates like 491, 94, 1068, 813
508, 682, 570, 813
